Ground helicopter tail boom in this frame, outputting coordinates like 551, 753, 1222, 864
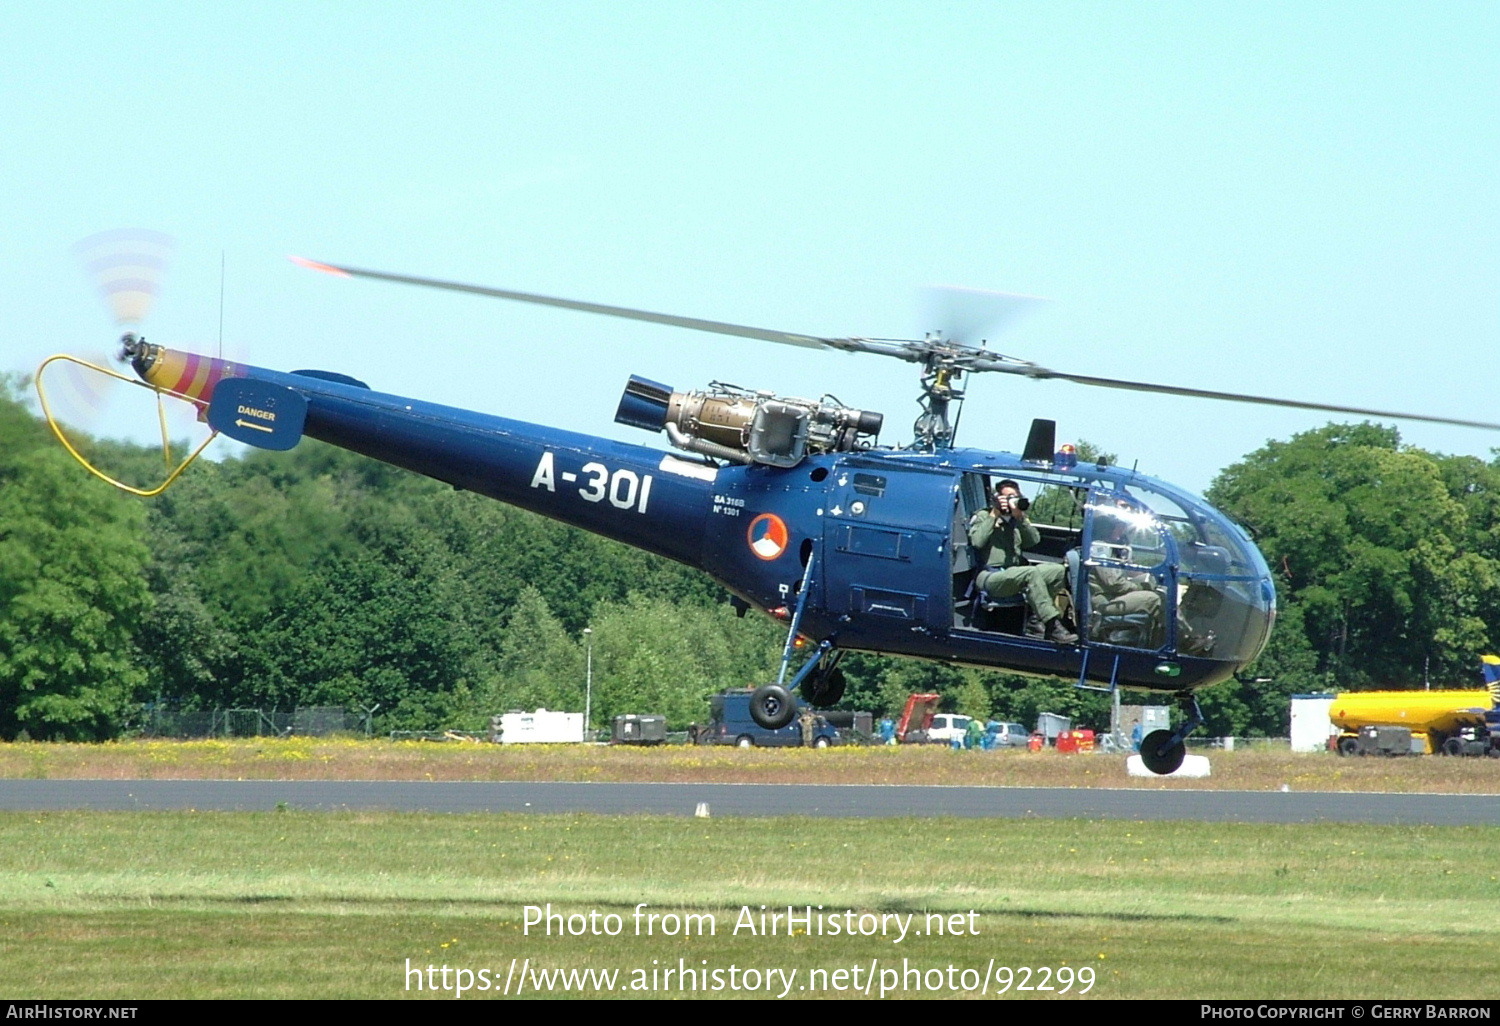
125, 335, 246, 408
132, 343, 719, 567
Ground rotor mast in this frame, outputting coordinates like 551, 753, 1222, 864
913, 341, 966, 450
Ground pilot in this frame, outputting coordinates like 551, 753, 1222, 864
1086, 502, 1215, 655
1088, 512, 1166, 647
968, 479, 1078, 644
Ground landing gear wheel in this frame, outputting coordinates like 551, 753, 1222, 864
1337, 736, 1360, 757
801, 667, 846, 707
1140, 729, 1186, 776
750, 683, 796, 729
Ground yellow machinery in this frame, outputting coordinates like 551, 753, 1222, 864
1330, 660, 1500, 757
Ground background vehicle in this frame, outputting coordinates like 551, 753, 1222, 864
1330, 691, 1497, 757
892, 693, 941, 744
926, 714, 973, 745
1329, 655, 1500, 757
986, 722, 1029, 748
699, 689, 839, 748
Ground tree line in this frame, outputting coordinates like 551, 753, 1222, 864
2, 377, 1497, 741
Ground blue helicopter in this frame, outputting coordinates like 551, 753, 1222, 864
50, 260, 1500, 774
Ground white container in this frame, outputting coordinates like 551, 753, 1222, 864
498, 708, 584, 744
1289, 694, 1337, 753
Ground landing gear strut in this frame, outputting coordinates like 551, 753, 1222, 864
750, 643, 843, 730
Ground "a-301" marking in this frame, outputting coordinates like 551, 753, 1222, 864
530, 451, 653, 513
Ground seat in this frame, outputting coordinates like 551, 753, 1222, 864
963, 570, 1027, 633
1068, 547, 1161, 649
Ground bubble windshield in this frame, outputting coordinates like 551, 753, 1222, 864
1083, 484, 1274, 663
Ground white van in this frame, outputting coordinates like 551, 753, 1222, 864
926, 714, 973, 745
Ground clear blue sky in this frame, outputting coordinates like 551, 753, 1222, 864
4, 1, 1496, 494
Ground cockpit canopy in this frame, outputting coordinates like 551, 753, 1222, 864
961, 465, 1275, 664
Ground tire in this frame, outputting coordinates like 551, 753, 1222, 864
801, 666, 846, 707
813, 736, 830, 749
1336, 736, 1359, 757
750, 683, 796, 729
1442, 736, 1465, 757
1139, 729, 1186, 776
737, 735, 754, 749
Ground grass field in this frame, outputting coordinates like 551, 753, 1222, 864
4, 735, 1499, 792
2, 810, 1498, 1000
3, 740, 1498, 1000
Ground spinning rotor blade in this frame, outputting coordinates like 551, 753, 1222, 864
921, 285, 1045, 347
290, 258, 833, 350
966, 356, 1500, 432
52, 230, 177, 429
76, 228, 174, 327
294, 258, 1500, 433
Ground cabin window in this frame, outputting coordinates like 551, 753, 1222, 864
955, 471, 1088, 636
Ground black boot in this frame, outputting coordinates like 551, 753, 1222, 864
1046, 618, 1079, 645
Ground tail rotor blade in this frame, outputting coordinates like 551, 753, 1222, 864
75, 228, 175, 326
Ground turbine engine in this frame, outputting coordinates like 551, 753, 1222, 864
615, 375, 882, 467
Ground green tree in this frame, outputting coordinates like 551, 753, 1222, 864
247, 511, 496, 730
949, 670, 994, 722
0, 380, 150, 739
588, 594, 782, 728
478, 586, 584, 716
1208, 423, 1499, 689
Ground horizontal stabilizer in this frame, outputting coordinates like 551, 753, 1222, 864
292, 368, 370, 389
207, 377, 307, 450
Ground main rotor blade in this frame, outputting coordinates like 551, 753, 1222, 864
921, 285, 1045, 347
973, 358, 1500, 432
291, 258, 833, 350
293, 257, 1496, 433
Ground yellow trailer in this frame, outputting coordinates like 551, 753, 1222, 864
1330, 658, 1500, 756
1329, 690, 1492, 755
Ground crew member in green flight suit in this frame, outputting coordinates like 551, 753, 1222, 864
967, 479, 1078, 645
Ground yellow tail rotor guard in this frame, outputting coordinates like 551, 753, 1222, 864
35, 353, 218, 497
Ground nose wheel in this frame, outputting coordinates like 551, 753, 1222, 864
1139, 729, 1187, 775
1138, 692, 1204, 776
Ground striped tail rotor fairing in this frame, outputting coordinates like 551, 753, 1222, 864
131, 342, 247, 407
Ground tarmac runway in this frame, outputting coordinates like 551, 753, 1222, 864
1, 779, 1495, 825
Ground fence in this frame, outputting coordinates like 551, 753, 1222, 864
137, 705, 368, 739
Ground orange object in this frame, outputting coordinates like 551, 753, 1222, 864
1056, 729, 1096, 754
1027, 733, 1044, 752
895, 693, 941, 741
